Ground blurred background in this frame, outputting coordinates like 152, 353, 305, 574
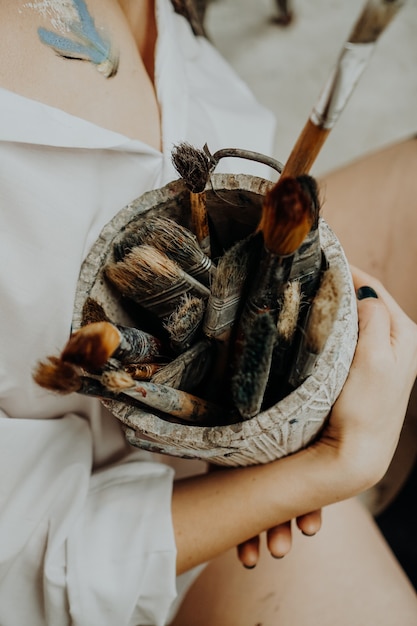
204, 0, 417, 177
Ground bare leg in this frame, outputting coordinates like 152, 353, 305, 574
320, 136, 417, 512
320, 136, 417, 323
171, 498, 417, 625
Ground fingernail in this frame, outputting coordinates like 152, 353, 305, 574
271, 553, 285, 559
357, 286, 378, 300
243, 563, 257, 569
301, 531, 317, 537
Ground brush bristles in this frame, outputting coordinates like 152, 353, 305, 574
61, 321, 121, 371
105, 245, 182, 297
81, 297, 110, 325
171, 142, 211, 193
258, 177, 313, 256
277, 281, 302, 342
115, 216, 209, 269
305, 267, 342, 354
33, 357, 82, 394
211, 238, 252, 299
164, 295, 205, 347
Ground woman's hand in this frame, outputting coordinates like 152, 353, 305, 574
237, 510, 322, 568
173, 265, 417, 574
309, 265, 417, 495
237, 264, 417, 567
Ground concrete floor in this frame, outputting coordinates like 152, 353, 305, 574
204, 0, 417, 590
205, 0, 417, 177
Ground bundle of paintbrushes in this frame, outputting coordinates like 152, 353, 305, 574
33, 0, 404, 458
34, 143, 342, 428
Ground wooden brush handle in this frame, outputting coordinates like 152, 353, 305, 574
281, 120, 330, 178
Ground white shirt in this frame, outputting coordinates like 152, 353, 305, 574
0, 1, 276, 624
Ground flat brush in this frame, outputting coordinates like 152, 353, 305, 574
150, 340, 212, 391
61, 320, 165, 371
164, 294, 206, 353
281, 0, 406, 178
202, 236, 257, 402
171, 142, 212, 257
104, 244, 210, 320
288, 266, 343, 388
203, 236, 255, 341
113, 216, 216, 286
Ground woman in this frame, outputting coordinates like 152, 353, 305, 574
0, 1, 416, 624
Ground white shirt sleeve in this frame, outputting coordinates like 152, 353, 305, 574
0, 413, 177, 626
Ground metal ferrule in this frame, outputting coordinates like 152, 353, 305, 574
311, 42, 375, 129
203, 292, 242, 338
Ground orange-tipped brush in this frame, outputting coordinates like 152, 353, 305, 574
61, 321, 165, 372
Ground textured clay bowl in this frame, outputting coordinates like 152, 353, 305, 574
73, 173, 358, 467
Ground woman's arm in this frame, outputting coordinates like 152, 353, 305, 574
172, 266, 417, 575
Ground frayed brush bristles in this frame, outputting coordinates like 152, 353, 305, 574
306, 267, 342, 353
164, 295, 205, 345
258, 177, 313, 256
105, 245, 182, 296
171, 142, 211, 193
33, 357, 81, 394
211, 238, 252, 298
277, 281, 302, 342
115, 216, 209, 268
61, 321, 120, 370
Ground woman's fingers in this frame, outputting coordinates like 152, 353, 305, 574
296, 509, 322, 536
237, 535, 260, 569
266, 521, 292, 558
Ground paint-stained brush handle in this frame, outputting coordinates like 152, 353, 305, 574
281, 0, 406, 178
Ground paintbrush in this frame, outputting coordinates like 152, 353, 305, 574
230, 177, 313, 418
104, 244, 210, 320
201, 235, 258, 401
288, 266, 343, 388
61, 320, 166, 371
98, 370, 231, 425
171, 142, 212, 257
113, 216, 216, 286
281, 0, 406, 178
150, 339, 213, 390
163, 294, 206, 353
33, 356, 231, 425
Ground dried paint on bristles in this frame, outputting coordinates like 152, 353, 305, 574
258, 176, 313, 256
33, 356, 81, 394
171, 142, 211, 193
61, 321, 120, 371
